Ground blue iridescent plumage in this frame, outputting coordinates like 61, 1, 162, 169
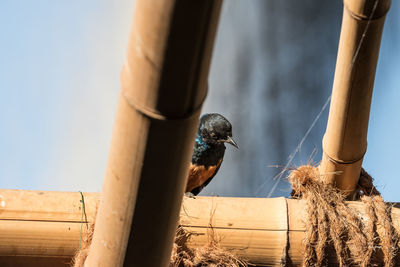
186, 113, 238, 195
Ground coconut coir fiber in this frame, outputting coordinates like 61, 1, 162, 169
170, 225, 247, 267
289, 165, 399, 267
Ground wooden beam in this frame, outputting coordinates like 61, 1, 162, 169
84, 1, 223, 266
319, 0, 391, 196
0, 190, 399, 266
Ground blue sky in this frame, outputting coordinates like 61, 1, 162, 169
0, 1, 399, 201
0, 1, 134, 191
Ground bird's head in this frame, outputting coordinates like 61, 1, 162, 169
198, 113, 239, 149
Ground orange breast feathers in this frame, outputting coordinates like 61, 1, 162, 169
185, 160, 222, 193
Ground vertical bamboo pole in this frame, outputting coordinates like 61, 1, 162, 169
319, 0, 390, 196
84, 1, 223, 266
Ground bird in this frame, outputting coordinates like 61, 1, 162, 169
185, 113, 238, 196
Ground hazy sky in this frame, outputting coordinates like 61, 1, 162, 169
1, 1, 399, 201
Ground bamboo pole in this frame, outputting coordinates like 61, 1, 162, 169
319, 0, 391, 195
181, 197, 400, 266
85, 1, 223, 266
0, 190, 99, 267
0, 190, 399, 266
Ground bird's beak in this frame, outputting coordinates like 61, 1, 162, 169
225, 136, 239, 149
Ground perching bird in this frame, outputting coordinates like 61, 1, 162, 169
185, 113, 238, 196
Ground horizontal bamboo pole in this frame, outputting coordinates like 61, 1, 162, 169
319, 0, 390, 196
0, 190, 99, 267
182, 197, 400, 266
0, 190, 399, 266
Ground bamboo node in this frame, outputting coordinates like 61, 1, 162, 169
72, 199, 97, 267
